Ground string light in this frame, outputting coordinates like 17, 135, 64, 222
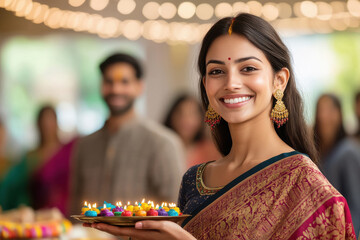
300, 1, 318, 18
247, 1, 263, 16
215, 2, 232, 18
0, 0, 359, 44
262, 3, 279, 21
159, 2, 176, 19
117, 0, 136, 15
90, 0, 108, 11
69, 0, 85, 8
178, 2, 196, 19
347, 0, 360, 17
142, 2, 160, 20
196, 3, 214, 20
277, 3, 292, 19
233, 2, 250, 15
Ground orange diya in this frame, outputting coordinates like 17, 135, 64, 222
135, 210, 147, 216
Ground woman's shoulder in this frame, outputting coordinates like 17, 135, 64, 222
288, 153, 341, 196
183, 163, 204, 179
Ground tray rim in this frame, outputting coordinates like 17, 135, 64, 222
71, 214, 191, 226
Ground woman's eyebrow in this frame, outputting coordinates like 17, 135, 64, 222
206, 56, 262, 66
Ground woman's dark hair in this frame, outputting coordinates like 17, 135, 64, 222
198, 13, 318, 163
37, 105, 58, 147
313, 94, 346, 158
99, 53, 143, 79
164, 94, 205, 143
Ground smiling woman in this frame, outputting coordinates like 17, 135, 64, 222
87, 13, 357, 240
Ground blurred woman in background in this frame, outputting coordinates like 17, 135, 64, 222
0, 119, 11, 183
0, 105, 62, 210
314, 93, 360, 236
164, 94, 220, 169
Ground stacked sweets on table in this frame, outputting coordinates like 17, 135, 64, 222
81, 200, 181, 217
0, 206, 71, 239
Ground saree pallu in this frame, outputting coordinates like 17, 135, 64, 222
183, 153, 356, 239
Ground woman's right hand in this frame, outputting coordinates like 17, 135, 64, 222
84, 220, 196, 240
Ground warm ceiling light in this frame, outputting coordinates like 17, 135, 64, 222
117, 0, 136, 15
102, 17, 119, 37
23, 1, 33, 16
247, 1, 262, 16
90, 0, 109, 11
196, 3, 214, 20
15, 0, 32, 17
233, 2, 250, 14
277, 2, 292, 19
74, 12, 89, 31
123, 20, 142, 40
300, 1, 318, 18
144, 20, 169, 43
3, 0, 15, 9
59, 10, 70, 28
347, 0, 360, 17
142, 2, 160, 20
215, 2, 232, 18
25, 2, 41, 20
178, 2, 196, 19
69, 0, 86, 8
33, 4, 49, 24
45, 8, 63, 29
159, 2, 177, 19
293, 2, 303, 17
86, 14, 102, 33
329, 17, 347, 31
262, 3, 279, 21
330, 1, 345, 14
316, 2, 332, 20
15, 0, 26, 13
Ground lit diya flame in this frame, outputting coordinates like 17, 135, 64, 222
142, 198, 145, 203
84, 201, 87, 206
155, 204, 159, 209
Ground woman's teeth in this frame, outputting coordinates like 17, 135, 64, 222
223, 96, 251, 104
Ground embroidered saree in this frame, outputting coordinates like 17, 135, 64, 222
181, 152, 356, 239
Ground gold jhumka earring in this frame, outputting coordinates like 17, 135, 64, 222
205, 105, 221, 131
271, 89, 289, 128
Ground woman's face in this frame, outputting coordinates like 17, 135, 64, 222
171, 99, 202, 142
317, 97, 342, 136
204, 34, 275, 125
39, 109, 58, 137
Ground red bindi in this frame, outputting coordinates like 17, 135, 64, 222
228, 57, 231, 60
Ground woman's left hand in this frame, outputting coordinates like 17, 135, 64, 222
83, 220, 196, 240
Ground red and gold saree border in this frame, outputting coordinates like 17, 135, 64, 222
182, 151, 299, 228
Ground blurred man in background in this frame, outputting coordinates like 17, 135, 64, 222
69, 53, 184, 215
355, 91, 360, 142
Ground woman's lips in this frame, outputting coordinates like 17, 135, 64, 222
220, 95, 253, 108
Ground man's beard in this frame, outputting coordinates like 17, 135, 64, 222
104, 94, 135, 116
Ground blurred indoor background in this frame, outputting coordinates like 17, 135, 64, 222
0, 0, 359, 154
0, 0, 360, 238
